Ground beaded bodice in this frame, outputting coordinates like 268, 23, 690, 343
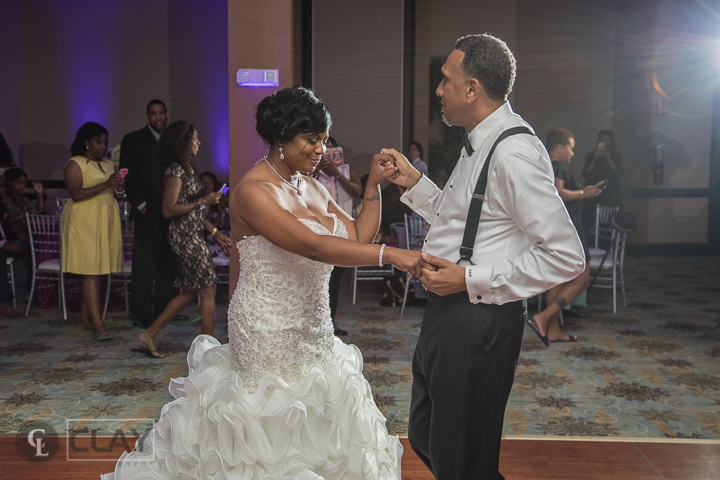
228, 214, 348, 392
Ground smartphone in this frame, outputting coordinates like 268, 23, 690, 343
218, 183, 227, 194
119, 168, 129, 179
597, 142, 605, 152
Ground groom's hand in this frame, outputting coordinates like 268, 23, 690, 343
418, 252, 467, 296
385, 248, 437, 278
380, 148, 422, 190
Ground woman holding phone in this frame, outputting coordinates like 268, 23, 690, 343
62, 122, 124, 339
136, 121, 233, 358
582, 129, 624, 233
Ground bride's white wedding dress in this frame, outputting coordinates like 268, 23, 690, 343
102, 214, 402, 480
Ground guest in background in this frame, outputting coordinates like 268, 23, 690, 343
5, 167, 44, 300
0, 181, 21, 317
137, 121, 232, 358
407, 141, 428, 176
582, 129, 624, 234
0, 174, 8, 204
199, 171, 230, 258
529, 128, 604, 345
62, 122, 124, 340
5, 168, 44, 241
0, 132, 16, 175
313, 136, 362, 336
120, 99, 179, 328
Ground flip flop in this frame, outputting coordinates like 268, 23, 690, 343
131, 347, 166, 359
185, 316, 203, 326
549, 335, 578, 343
526, 318, 549, 347
92, 331, 114, 341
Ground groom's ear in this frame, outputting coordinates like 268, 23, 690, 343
467, 78, 481, 104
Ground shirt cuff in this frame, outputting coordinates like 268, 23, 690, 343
400, 174, 436, 208
466, 264, 493, 304
137, 201, 147, 211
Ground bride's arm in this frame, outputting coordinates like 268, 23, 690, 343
326, 154, 391, 244
233, 178, 426, 276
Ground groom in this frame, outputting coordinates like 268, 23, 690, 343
380, 34, 585, 479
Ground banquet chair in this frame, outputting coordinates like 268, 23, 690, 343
103, 218, 134, 319
589, 229, 628, 314
589, 205, 620, 259
56, 197, 69, 216
6, 256, 16, 308
400, 213, 429, 318
25, 213, 66, 319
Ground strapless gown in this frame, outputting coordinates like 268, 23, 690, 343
102, 214, 402, 479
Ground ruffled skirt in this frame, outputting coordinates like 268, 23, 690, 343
101, 335, 402, 479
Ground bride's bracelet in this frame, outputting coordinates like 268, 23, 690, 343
378, 244, 386, 267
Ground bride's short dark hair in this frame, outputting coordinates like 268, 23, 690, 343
255, 86, 332, 146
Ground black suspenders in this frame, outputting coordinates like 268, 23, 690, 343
458, 126, 534, 264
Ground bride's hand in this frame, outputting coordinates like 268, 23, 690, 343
384, 247, 437, 278
380, 148, 422, 190
368, 153, 397, 186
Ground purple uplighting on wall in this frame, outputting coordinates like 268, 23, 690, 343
48, 0, 123, 132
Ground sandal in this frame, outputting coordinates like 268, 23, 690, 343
138, 331, 165, 358
526, 317, 549, 347
131, 347, 166, 359
92, 331, 114, 341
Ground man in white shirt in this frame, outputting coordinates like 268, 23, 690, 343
381, 34, 584, 479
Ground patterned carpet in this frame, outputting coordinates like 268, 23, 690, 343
1, 256, 719, 441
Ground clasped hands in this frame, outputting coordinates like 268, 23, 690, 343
370, 148, 467, 296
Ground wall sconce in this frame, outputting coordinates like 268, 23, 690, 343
236, 69, 279, 87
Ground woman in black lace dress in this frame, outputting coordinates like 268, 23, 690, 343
137, 120, 233, 358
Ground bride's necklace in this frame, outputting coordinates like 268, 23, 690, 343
259, 156, 303, 195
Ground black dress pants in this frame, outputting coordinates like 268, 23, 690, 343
328, 266, 346, 321
129, 213, 178, 326
408, 292, 526, 480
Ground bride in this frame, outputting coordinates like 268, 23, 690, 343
102, 86, 425, 480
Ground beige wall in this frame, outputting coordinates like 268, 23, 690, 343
227, 0, 294, 293
513, 0, 617, 180
313, 0, 404, 176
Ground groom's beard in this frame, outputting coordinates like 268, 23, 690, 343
441, 110, 453, 126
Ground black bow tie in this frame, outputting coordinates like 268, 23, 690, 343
462, 128, 474, 155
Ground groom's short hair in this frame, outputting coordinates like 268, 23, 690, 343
454, 34, 516, 101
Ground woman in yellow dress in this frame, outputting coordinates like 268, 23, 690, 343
61, 121, 124, 340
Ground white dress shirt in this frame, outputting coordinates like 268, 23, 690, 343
401, 102, 585, 305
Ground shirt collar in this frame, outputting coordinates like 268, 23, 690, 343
466, 101, 514, 154
147, 124, 161, 141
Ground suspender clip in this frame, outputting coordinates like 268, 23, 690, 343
472, 193, 486, 200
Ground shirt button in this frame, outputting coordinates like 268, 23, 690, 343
409, 199, 413, 203
424, 239, 427, 243
477, 295, 482, 300
450, 185, 453, 188
436, 213, 439, 216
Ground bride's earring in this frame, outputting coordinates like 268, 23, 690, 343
279, 147, 285, 160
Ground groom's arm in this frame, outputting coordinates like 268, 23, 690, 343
400, 174, 441, 222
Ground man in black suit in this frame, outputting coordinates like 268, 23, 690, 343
0, 182, 21, 317
119, 100, 178, 328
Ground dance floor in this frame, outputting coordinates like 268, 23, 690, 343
0, 436, 718, 479
0, 256, 719, 476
